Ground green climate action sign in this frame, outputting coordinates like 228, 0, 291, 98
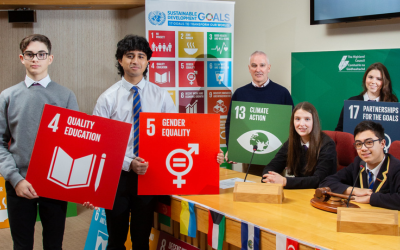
228, 101, 291, 165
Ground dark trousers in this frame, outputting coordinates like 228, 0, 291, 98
5, 181, 67, 250
105, 171, 155, 250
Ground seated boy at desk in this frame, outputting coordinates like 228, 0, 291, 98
319, 121, 400, 210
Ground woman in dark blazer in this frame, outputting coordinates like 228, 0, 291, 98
335, 62, 398, 131
262, 102, 337, 189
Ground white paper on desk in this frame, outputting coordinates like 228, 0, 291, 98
219, 178, 255, 189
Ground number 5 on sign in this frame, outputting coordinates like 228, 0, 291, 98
147, 118, 155, 136
48, 113, 60, 132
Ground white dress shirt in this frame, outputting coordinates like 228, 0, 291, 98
93, 77, 176, 171
366, 155, 385, 184
363, 92, 380, 102
251, 78, 270, 88
285, 140, 310, 178
24, 74, 51, 88
301, 140, 310, 148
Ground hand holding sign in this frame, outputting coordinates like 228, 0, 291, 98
15, 180, 38, 199
130, 157, 148, 175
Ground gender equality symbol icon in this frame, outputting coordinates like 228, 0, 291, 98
165, 144, 199, 188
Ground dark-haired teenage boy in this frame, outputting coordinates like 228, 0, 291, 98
92, 35, 176, 250
0, 34, 79, 249
320, 121, 400, 210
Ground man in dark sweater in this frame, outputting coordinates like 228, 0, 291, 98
225, 51, 294, 176
0, 34, 79, 249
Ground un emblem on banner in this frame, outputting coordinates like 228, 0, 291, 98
237, 130, 282, 154
148, 11, 166, 25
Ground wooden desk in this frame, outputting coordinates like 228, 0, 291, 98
168, 168, 400, 250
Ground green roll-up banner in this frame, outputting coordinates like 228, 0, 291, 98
292, 49, 400, 130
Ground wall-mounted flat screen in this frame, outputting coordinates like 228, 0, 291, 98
311, 0, 400, 25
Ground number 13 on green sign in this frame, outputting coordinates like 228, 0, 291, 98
235, 106, 246, 119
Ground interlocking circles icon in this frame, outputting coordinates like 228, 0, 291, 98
166, 144, 199, 188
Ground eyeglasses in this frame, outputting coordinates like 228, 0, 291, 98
353, 138, 381, 150
22, 52, 49, 60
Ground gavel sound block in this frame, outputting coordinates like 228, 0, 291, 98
233, 182, 283, 203
310, 187, 360, 213
337, 207, 399, 236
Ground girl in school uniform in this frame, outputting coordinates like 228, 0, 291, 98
335, 62, 398, 131
262, 102, 337, 189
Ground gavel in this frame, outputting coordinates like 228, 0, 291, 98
314, 187, 354, 204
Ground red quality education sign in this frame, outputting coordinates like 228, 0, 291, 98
138, 113, 220, 195
26, 104, 131, 209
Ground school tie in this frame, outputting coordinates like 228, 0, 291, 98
132, 86, 142, 156
367, 100, 376, 102
303, 145, 308, 152
367, 170, 374, 189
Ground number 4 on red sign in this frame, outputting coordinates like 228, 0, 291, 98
48, 113, 60, 132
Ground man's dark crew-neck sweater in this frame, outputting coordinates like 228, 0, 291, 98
225, 81, 294, 147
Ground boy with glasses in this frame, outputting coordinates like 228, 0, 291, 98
320, 120, 400, 210
0, 34, 79, 249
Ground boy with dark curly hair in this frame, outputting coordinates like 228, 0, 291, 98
92, 34, 176, 249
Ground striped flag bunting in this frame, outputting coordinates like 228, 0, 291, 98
276, 233, 299, 250
208, 210, 226, 250
157, 196, 171, 227
241, 221, 260, 250
180, 200, 197, 237
172, 198, 326, 250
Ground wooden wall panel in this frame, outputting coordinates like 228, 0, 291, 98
126, 6, 145, 37
33, 10, 126, 114
0, 10, 130, 114
0, 13, 33, 93
0, 0, 144, 10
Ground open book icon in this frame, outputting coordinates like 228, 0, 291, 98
155, 72, 170, 84
47, 147, 96, 189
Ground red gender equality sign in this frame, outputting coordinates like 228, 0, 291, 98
138, 113, 220, 195
26, 105, 131, 209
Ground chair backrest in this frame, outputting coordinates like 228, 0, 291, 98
388, 141, 400, 160
323, 130, 358, 171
